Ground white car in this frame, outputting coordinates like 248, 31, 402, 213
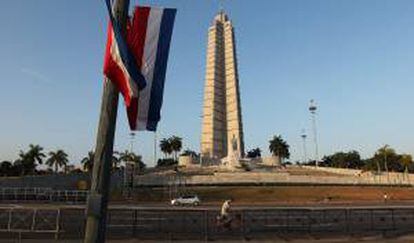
171, 195, 201, 206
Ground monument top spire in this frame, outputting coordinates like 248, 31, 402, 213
219, 0, 224, 12
214, 0, 229, 22
214, 10, 228, 22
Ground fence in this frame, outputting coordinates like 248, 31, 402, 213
1, 206, 414, 240
0, 187, 88, 203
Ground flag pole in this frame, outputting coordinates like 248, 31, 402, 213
84, 0, 129, 242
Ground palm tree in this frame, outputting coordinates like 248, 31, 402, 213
374, 145, 398, 174
81, 150, 120, 173
400, 154, 413, 175
118, 150, 136, 163
17, 151, 28, 175
0, 161, 13, 176
13, 159, 24, 176
19, 144, 46, 175
111, 151, 120, 171
269, 135, 290, 161
81, 151, 95, 172
118, 150, 146, 170
46, 150, 69, 173
169, 136, 182, 161
160, 138, 173, 158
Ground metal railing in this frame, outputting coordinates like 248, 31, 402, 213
0, 187, 88, 203
1, 206, 414, 240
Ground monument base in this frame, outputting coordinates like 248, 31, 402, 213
221, 156, 241, 170
220, 154, 252, 171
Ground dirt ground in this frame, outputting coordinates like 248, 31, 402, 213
120, 185, 414, 206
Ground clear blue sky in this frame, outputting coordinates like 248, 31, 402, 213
1, 0, 414, 166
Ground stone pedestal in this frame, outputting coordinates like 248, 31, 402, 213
221, 149, 243, 170
262, 156, 281, 167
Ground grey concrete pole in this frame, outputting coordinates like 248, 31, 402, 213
84, 0, 129, 242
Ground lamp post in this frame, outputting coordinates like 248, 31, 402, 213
301, 129, 308, 163
124, 132, 135, 198
309, 99, 319, 167
383, 144, 389, 183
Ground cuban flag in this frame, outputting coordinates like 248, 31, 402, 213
103, 0, 176, 131
126, 6, 176, 131
103, 0, 147, 106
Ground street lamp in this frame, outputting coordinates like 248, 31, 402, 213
309, 99, 319, 167
124, 132, 136, 198
301, 129, 308, 163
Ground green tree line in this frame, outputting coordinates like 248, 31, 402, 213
0, 144, 146, 177
304, 145, 414, 173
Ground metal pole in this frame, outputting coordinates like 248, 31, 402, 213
301, 129, 307, 163
384, 146, 389, 183
311, 112, 319, 166
84, 1, 129, 242
125, 132, 135, 196
309, 100, 319, 167
130, 132, 135, 152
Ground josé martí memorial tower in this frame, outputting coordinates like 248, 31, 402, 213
200, 11, 245, 166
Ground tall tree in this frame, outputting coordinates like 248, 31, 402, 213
169, 136, 182, 160
322, 151, 363, 169
160, 138, 173, 158
19, 144, 46, 175
118, 150, 146, 170
81, 150, 120, 173
45, 150, 69, 173
12, 159, 24, 176
400, 154, 413, 174
0, 161, 13, 176
81, 151, 95, 172
269, 135, 290, 160
374, 145, 402, 172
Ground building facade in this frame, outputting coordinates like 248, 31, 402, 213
201, 11, 245, 159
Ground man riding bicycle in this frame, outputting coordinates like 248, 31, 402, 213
217, 199, 233, 230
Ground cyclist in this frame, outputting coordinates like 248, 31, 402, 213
217, 199, 233, 230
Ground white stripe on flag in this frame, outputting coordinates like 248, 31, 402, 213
136, 8, 163, 130
110, 31, 138, 99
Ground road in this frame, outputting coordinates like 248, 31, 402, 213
1, 203, 414, 241
1, 201, 414, 210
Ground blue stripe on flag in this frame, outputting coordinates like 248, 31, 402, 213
105, 0, 147, 90
146, 8, 176, 131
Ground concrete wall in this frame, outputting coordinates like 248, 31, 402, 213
302, 165, 414, 184
178, 155, 199, 167
302, 166, 363, 176
135, 170, 414, 187
261, 156, 281, 166
0, 172, 123, 190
